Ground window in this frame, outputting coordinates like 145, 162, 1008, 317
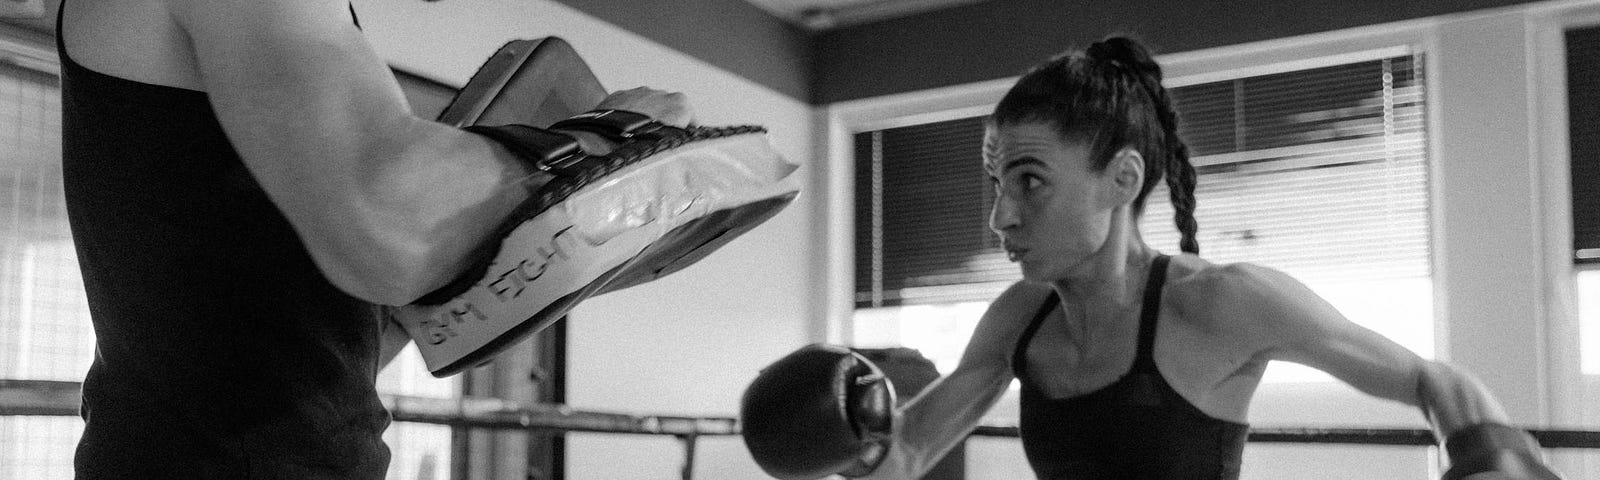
851, 52, 1434, 385
1583, 270, 1600, 376
1568, 24, 1600, 376
1570, 25, 1600, 266
1146, 54, 1433, 381
1562, 20, 1600, 480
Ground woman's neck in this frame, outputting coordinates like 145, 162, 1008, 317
1050, 209, 1157, 309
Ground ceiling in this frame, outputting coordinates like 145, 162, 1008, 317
740, 0, 987, 29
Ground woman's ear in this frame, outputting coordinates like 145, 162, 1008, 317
1105, 147, 1145, 205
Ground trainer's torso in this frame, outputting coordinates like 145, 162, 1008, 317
59, 1, 390, 478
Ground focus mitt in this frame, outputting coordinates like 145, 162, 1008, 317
391, 38, 799, 376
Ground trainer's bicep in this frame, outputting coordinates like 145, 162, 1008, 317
165, 0, 483, 301
169, 0, 411, 200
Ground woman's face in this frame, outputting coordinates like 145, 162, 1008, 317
985, 122, 1119, 282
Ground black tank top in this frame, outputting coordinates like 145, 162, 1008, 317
58, 3, 390, 478
1011, 255, 1249, 479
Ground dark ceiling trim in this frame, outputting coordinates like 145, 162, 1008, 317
808, 0, 1549, 104
559, 0, 1549, 105
4, 0, 1557, 105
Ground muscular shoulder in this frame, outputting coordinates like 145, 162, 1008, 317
60, 0, 200, 89
979, 281, 1056, 329
959, 281, 1053, 366
1163, 257, 1321, 336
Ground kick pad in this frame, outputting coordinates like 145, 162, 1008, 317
392, 38, 799, 376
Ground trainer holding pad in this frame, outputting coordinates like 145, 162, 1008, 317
60, 0, 795, 475
391, 38, 800, 377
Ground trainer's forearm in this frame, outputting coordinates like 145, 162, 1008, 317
303, 117, 538, 305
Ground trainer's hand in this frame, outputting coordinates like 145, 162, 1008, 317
594, 87, 693, 127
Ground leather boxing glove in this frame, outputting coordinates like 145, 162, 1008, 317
1442, 423, 1563, 480
741, 344, 896, 480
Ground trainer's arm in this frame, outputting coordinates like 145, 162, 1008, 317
168, 0, 616, 305
859, 285, 1033, 479
378, 313, 413, 370
1207, 265, 1511, 438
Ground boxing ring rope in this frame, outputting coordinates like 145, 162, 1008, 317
6, 379, 1600, 479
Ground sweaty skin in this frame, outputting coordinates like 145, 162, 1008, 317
858, 122, 1509, 479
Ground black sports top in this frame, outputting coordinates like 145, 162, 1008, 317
1011, 255, 1249, 479
58, 3, 390, 478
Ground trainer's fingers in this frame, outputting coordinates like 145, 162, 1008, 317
595, 87, 694, 127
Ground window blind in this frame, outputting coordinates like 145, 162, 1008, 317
854, 117, 1004, 307
1567, 26, 1600, 264
855, 54, 1430, 307
1143, 56, 1429, 285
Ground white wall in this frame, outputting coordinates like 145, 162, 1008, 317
350, 1, 820, 478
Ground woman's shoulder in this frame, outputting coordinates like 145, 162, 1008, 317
1163, 255, 1310, 328
1166, 254, 1296, 296
970, 281, 1055, 338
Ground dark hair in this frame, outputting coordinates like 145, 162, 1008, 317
991, 36, 1200, 254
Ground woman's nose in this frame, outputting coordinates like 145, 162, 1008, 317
990, 196, 1020, 234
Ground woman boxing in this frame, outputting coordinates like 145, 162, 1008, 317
742, 36, 1560, 480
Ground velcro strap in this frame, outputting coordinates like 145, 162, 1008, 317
463, 124, 594, 176
549, 109, 669, 141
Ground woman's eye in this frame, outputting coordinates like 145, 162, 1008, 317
1009, 174, 1041, 191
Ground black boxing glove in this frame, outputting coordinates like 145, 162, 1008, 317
741, 344, 896, 480
1442, 423, 1563, 480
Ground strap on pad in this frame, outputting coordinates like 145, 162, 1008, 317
550, 109, 670, 141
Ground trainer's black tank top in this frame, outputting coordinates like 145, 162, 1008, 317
58, 3, 390, 478
1011, 255, 1249, 479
